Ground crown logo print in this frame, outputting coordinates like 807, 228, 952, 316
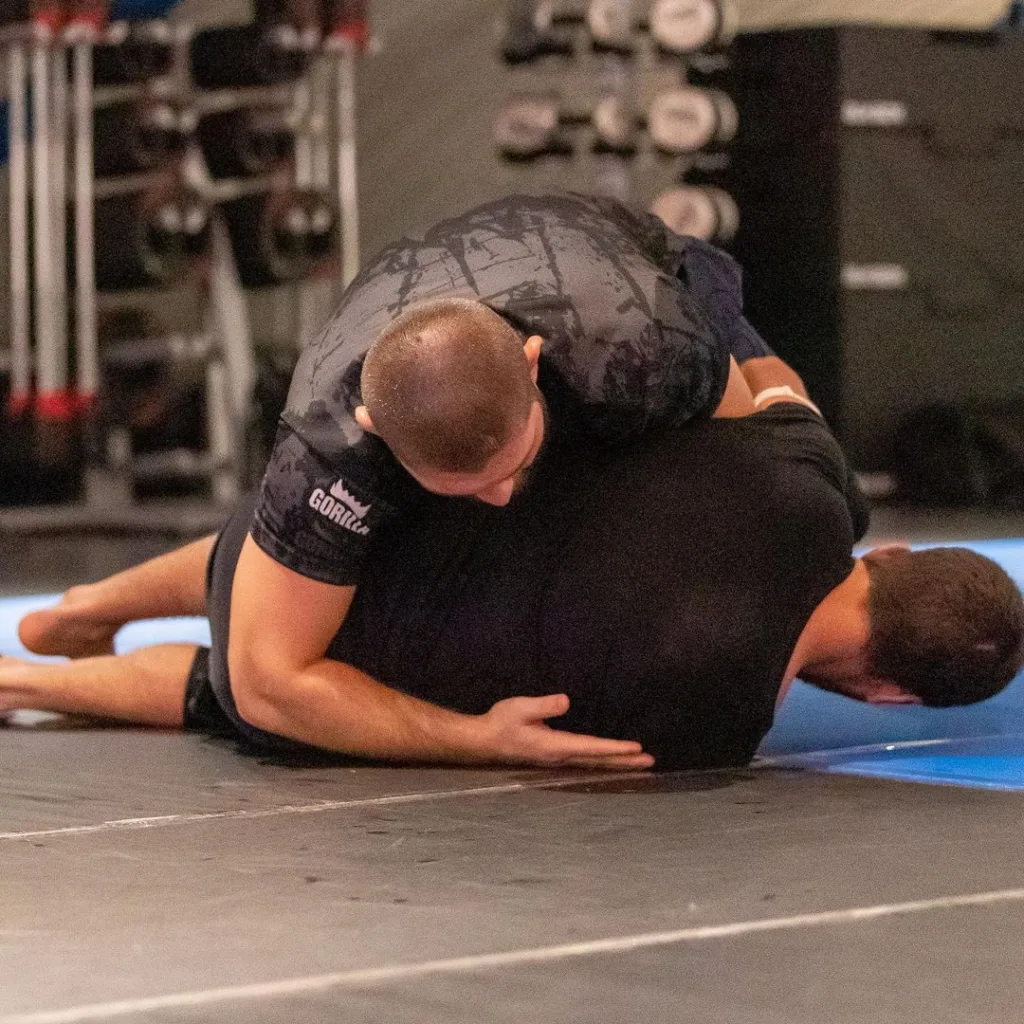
329, 480, 371, 519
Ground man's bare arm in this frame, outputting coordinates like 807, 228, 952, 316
227, 537, 653, 768
739, 355, 821, 414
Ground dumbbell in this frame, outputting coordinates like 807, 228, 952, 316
93, 100, 191, 177
196, 107, 294, 179
93, 20, 174, 85
254, 0, 322, 45
492, 94, 577, 159
650, 185, 739, 244
220, 188, 337, 287
501, 0, 574, 64
647, 86, 737, 154
91, 187, 209, 290
586, 0, 636, 53
592, 94, 638, 154
648, 0, 736, 55
190, 24, 310, 90
97, 307, 214, 471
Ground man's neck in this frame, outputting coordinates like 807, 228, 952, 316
782, 559, 872, 691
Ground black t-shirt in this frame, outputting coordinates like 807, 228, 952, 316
328, 404, 868, 770
251, 192, 739, 586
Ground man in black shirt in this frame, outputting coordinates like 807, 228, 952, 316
11, 383, 1023, 768
251, 192, 754, 587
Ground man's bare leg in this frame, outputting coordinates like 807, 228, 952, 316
0, 644, 197, 726
18, 536, 216, 659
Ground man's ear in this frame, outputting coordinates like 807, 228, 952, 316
523, 336, 543, 384
863, 679, 922, 706
354, 405, 377, 434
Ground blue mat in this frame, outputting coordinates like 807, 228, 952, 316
3, 538, 1024, 790
765, 735, 1024, 792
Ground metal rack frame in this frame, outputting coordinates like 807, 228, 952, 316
0, 13, 363, 534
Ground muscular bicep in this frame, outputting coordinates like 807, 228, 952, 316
229, 535, 356, 686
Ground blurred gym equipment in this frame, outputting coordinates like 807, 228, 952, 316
495, 0, 738, 212
91, 186, 209, 290
649, 0, 735, 55
586, 0, 635, 53
190, 24, 310, 90
592, 93, 637, 154
220, 187, 337, 287
501, 0, 574, 65
0, 0, 368, 528
107, 0, 178, 18
650, 184, 738, 243
493, 93, 576, 159
196, 106, 295, 179
647, 86, 737, 154
92, 99, 185, 177
93, 20, 174, 85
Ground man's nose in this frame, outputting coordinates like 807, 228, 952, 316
474, 478, 515, 507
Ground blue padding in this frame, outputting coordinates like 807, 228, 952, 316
0, 594, 209, 661
109, 0, 181, 19
759, 539, 1024, 756
766, 735, 1024, 792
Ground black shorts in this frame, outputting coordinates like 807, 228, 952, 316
182, 493, 320, 755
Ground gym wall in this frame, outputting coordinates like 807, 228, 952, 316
0, 0, 1010, 347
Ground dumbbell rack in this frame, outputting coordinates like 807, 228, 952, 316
0, 9, 364, 534
494, 0, 742, 248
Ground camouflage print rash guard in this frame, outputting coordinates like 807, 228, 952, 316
251, 192, 740, 586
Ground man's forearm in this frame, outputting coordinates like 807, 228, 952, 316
232, 658, 652, 769
238, 658, 489, 764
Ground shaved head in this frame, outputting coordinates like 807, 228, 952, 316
360, 298, 539, 473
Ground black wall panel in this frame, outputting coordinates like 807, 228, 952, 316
728, 26, 1024, 472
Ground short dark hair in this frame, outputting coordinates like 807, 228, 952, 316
360, 298, 537, 473
865, 546, 1024, 706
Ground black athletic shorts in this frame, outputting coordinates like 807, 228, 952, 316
182, 493, 319, 754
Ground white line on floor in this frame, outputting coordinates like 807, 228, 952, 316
0, 773, 641, 842
4, 885, 1024, 1024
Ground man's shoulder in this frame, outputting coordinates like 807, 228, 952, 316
252, 419, 422, 587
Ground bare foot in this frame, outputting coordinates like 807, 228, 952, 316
18, 587, 121, 659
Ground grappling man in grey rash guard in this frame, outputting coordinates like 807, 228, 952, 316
12, 194, 1024, 769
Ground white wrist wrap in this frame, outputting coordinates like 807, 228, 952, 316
753, 386, 822, 416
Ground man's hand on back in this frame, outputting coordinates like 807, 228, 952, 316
476, 693, 655, 769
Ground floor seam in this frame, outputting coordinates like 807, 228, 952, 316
4, 885, 1024, 1023
0, 772, 647, 842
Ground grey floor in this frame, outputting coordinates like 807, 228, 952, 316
3, 725, 1024, 1022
